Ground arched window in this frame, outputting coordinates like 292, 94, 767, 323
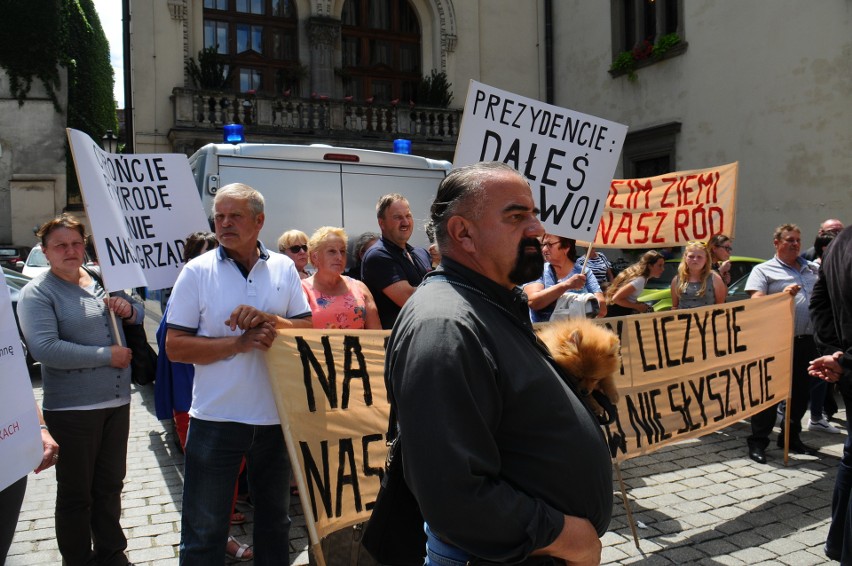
340, 0, 421, 103
202, 0, 300, 94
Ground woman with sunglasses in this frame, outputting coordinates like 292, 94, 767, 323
523, 234, 606, 322
671, 241, 727, 309
708, 234, 734, 287
277, 229, 312, 279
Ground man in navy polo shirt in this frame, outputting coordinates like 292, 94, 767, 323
361, 193, 432, 328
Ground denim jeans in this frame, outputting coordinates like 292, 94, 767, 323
826, 390, 852, 562
425, 523, 470, 566
180, 418, 291, 566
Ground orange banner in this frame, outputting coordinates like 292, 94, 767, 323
592, 162, 738, 248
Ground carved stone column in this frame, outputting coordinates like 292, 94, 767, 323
307, 17, 340, 97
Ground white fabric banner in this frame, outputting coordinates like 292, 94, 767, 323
453, 81, 628, 242
0, 278, 41, 492
67, 128, 209, 292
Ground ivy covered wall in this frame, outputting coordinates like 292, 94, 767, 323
0, 0, 117, 203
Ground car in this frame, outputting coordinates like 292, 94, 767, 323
18, 244, 50, 278
4, 266, 35, 371
0, 245, 30, 272
725, 272, 752, 304
638, 256, 765, 312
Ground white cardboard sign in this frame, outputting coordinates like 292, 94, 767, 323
0, 278, 41, 492
67, 128, 210, 292
454, 81, 628, 241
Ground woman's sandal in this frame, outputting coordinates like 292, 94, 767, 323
226, 535, 253, 562
230, 512, 247, 525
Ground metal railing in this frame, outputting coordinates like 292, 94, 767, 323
172, 87, 461, 140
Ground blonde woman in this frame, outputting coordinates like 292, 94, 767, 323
605, 251, 666, 317
277, 229, 312, 279
670, 241, 726, 309
302, 227, 381, 329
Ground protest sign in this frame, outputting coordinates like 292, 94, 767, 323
0, 278, 41, 492
598, 293, 792, 462
266, 330, 391, 544
593, 162, 739, 248
265, 294, 793, 542
66, 128, 209, 292
453, 81, 628, 241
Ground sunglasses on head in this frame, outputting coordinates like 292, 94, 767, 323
287, 244, 308, 253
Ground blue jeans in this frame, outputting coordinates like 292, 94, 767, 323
826, 391, 852, 562
180, 418, 291, 566
424, 523, 471, 566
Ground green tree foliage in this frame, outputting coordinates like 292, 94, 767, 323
416, 69, 453, 108
0, 0, 117, 202
0, 0, 66, 109
186, 46, 233, 89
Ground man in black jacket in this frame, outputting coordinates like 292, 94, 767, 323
386, 162, 612, 566
810, 225, 852, 563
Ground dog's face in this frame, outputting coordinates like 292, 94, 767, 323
537, 318, 621, 395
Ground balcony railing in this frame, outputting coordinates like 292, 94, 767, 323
172, 88, 461, 141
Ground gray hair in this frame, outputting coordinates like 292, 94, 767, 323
214, 183, 265, 216
428, 162, 523, 250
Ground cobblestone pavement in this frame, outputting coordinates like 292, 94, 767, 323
7, 301, 846, 564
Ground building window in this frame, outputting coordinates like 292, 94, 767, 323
239, 68, 263, 91
202, 0, 298, 93
204, 20, 230, 54
340, 0, 421, 103
621, 122, 681, 179
611, 0, 683, 57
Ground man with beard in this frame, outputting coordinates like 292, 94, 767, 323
385, 162, 612, 565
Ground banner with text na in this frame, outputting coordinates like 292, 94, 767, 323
453, 81, 628, 242
264, 294, 794, 542
266, 330, 391, 543
67, 128, 210, 292
598, 293, 792, 463
591, 162, 739, 248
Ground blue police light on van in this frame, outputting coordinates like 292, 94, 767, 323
223, 123, 245, 144
393, 139, 411, 154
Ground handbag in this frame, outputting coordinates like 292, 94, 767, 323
124, 322, 158, 386
83, 266, 157, 386
551, 292, 600, 321
361, 436, 426, 566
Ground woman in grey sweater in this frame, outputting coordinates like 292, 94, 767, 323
18, 214, 142, 566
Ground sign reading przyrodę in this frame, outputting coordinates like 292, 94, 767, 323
453, 81, 628, 241
67, 128, 209, 292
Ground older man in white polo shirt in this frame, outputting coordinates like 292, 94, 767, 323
166, 183, 312, 565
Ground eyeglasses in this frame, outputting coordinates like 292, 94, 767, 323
686, 241, 708, 248
286, 244, 308, 253
715, 245, 733, 252
541, 240, 560, 248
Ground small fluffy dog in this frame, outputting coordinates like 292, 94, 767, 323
536, 317, 621, 418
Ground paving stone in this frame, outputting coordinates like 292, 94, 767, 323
7, 301, 848, 566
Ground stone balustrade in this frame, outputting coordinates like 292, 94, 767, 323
172, 87, 460, 141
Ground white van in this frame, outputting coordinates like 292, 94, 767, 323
189, 143, 451, 250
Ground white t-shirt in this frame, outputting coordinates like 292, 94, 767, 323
167, 244, 311, 425
625, 276, 647, 303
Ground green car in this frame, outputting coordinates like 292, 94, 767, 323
637, 256, 765, 312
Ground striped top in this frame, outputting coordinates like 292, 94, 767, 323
17, 269, 142, 410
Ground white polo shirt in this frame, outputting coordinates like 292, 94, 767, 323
167, 243, 311, 425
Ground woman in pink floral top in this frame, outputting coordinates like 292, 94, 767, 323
301, 226, 382, 329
